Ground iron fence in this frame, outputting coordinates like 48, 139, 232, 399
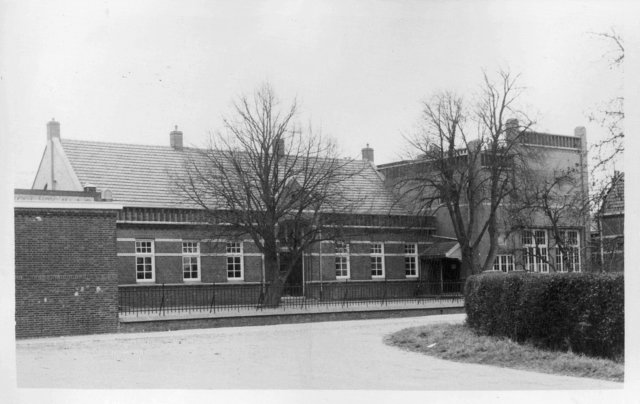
118, 280, 465, 316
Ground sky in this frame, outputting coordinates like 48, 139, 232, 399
0, 0, 632, 189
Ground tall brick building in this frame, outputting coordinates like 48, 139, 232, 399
377, 123, 591, 278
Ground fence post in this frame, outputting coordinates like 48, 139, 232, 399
342, 279, 349, 308
257, 283, 265, 311
209, 283, 216, 313
382, 277, 387, 306
159, 283, 165, 316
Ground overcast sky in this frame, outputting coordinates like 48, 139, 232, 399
1, 0, 631, 188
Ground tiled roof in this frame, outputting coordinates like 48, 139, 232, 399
61, 139, 408, 215
602, 172, 624, 214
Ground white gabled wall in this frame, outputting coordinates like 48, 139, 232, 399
31, 137, 83, 191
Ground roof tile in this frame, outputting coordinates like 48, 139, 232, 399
61, 139, 408, 215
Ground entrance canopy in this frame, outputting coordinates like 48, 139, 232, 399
421, 240, 461, 260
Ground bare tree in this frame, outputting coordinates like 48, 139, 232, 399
176, 84, 362, 306
588, 29, 624, 191
395, 70, 534, 275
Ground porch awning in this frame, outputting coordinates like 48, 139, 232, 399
421, 240, 461, 260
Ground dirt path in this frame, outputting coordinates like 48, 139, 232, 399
16, 314, 621, 390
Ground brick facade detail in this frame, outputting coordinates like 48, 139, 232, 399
15, 208, 119, 338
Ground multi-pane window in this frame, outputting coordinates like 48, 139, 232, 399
335, 241, 350, 279
404, 243, 418, 277
493, 254, 514, 272
226, 241, 243, 280
182, 241, 200, 281
135, 240, 154, 282
522, 230, 548, 272
370, 242, 385, 278
555, 230, 581, 272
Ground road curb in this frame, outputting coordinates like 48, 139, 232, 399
118, 306, 466, 333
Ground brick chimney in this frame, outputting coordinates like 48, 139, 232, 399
274, 138, 285, 158
361, 144, 374, 162
505, 119, 519, 142
47, 118, 60, 141
170, 125, 183, 150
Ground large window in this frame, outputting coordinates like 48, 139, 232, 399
335, 241, 350, 279
370, 242, 385, 278
404, 243, 418, 278
493, 254, 514, 272
135, 240, 155, 282
182, 241, 200, 281
522, 229, 549, 272
555, 230, 581, 272
226, 241, 243, 280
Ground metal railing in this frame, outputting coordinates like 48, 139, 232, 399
118, 280, 465, 316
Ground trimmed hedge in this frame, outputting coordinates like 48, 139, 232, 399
464, 271, 624, 360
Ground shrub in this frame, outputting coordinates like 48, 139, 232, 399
464, 271, 624, 360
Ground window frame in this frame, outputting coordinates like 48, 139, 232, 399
334, 241, 350, 279
370, 242, 385, 279
135, 240, 155, 283
522, 229, 549, 273
225, 241, 244, 281
404, 243, 418, 278
493, 254, 514, 272
182, 241, 201, 282
555, 230, 581, 272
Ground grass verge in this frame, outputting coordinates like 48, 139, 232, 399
384, 323, 623, 382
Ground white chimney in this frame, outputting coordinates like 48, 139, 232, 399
47, 119, 60, 141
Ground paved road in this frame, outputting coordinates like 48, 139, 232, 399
16, 314, 621, 390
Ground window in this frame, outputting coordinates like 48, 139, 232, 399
335, 241, 350, 279
493, 254, 514, 272
182, 241, 200, 281
370, 242, 385, 278
555, 230, 581, 272
226, 241, 243, 280
135, 240, 154, 282
404, 243, 418, 277
522, 230, 548, 272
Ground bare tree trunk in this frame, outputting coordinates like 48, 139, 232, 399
264, 277, 285, 307
262, 242, 283, 307
460, 245, 479, 276
483, 216, 499, 272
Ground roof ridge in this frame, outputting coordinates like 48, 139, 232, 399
61, 138, 362, 163
61, 138, 190, 150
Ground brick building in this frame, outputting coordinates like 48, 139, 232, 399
18, 118, 595, 337
377, 123, 591, 279
592, 171, 624, 272
25, 120, 448, 315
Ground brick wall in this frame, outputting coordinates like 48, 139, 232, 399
15, 208, 119, 338
116, 224, 433, 285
